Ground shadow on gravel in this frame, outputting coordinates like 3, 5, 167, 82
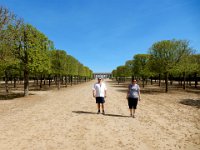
104, 113, 130, 118
140, 89, 166, 94
72, 111, 130, 118
179, 99, 200, 109
72, 111, 97, 115
0, 93, 25, 100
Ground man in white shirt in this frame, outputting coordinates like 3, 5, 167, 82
93, 77, 107, 114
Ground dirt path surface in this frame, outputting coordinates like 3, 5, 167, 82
0, 79, 199, 150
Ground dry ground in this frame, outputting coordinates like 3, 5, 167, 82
0, 79, 199, 150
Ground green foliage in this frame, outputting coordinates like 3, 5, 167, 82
50, 50, 67, 75
116, 65, 131, 77
149, 39, 193, 74
0, 6, 93, 96
133, 54, 152, 79
191, 54, 200, 75
66, 55, 79, 76
0, 7, 21, 77
112, 69, 117, 77
78, 63, 84, 76
125, 60, 133, 76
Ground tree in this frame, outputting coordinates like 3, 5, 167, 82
50, 49, 67, 89
0, 6, 15, 32
115, 65, 130, 83
149, 39, 194, 92
125, 60, 133, 79
193, 54, 200, 88
13, 24, 52, 96
29, 31, 51, 89
0, 6, 22, 96
133, 54, 152, 87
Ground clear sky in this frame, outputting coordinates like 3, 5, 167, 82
1, 0, 200, 73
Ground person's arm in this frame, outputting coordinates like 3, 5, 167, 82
138, 85, 141, 101
92, 84, 96, 98
104, 84, 107, 98
93, 90, 96, 98
126, 85, 130, 99
138, 90, 141, 100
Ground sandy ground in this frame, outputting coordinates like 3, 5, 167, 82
0, 79, 199, 150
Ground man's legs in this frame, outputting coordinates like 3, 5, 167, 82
101, 103, 105, 114
97, 103, 100, 114
96, 97, 105, 114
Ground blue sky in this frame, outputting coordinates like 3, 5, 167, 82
1, 0, 200, 72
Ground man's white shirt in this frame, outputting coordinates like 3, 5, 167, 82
93, 82, 107, 97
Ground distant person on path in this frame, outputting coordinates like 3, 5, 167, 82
93, 77, 107, 115
126, 79, 141, 118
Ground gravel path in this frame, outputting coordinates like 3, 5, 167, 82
0, 79, 199, 150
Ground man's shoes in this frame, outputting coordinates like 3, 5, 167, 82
97, 110, 100, 114
102, 110, 105, 115
97, 110, 105, 115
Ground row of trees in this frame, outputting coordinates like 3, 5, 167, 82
112, 39, 200, 92
0, 6, 93, 96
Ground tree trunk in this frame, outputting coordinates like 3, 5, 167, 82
5, 70, 9, 98
159, 74, 161, 87
48, 75, 51, 87
170, 80, 173, 85
36, 76, 39, 86
183, 72, 186, 90
142, 78, 145, 88
43, 75, 46, 85
58, 75, 60, 90
20, 72, 22, 84
24, 68, 29, 96
11, 76, 13, 84
180, 73, 183, 86
194, 72, 198, 88
14, 77, 16, 88
70, 75, 73, 86
40, 74, 42, 89
165, 72, 168, 93
189, 75, 191, 86
61, 76, 63, 85
131, 75, 134, 82
65, 75, 67, 87
24, 30, 29, 96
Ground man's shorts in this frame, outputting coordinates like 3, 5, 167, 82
96, 97, 105, 104
128, 98, 138, 109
